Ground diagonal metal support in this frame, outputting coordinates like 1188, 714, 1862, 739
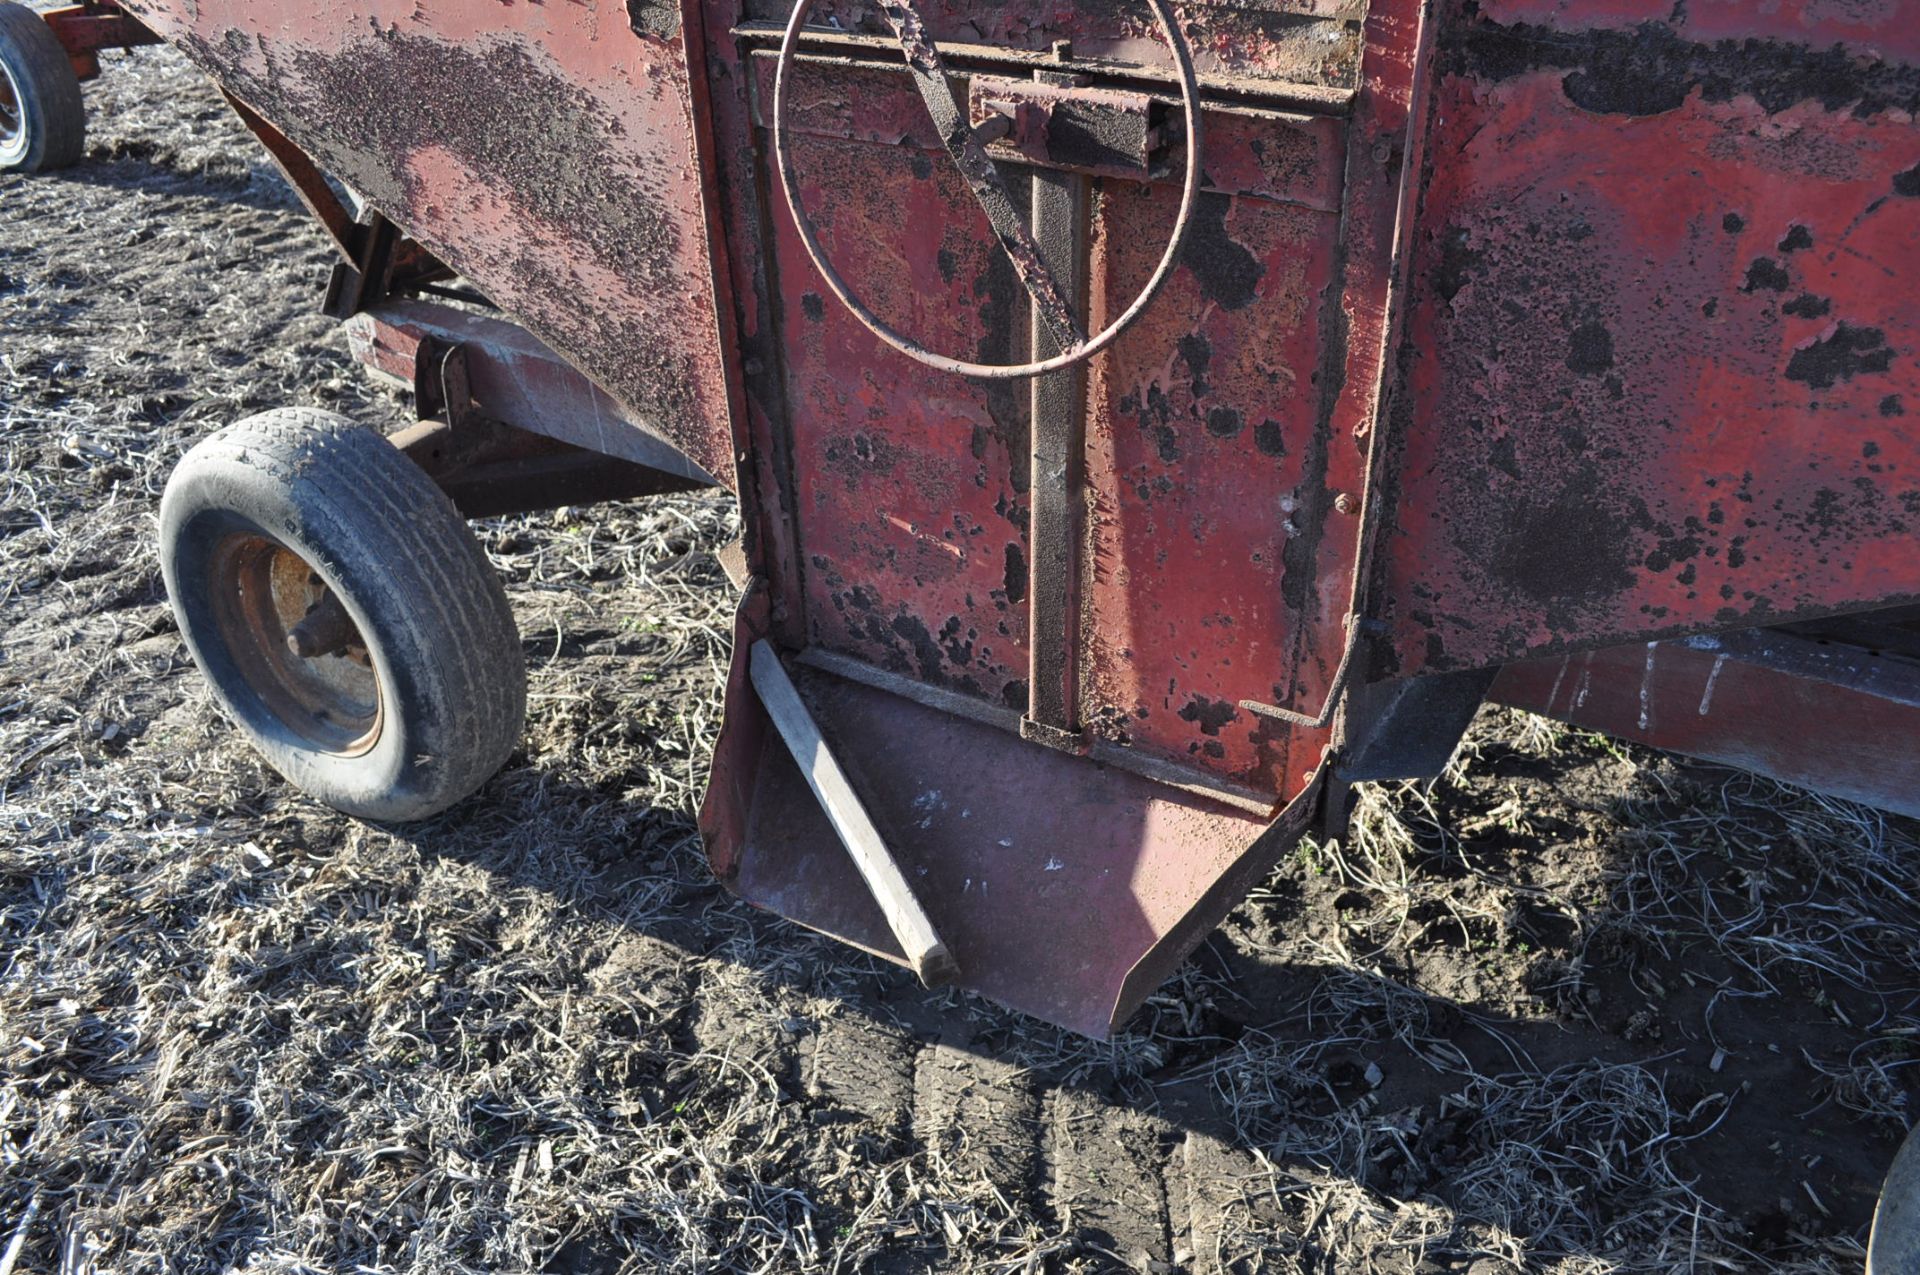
875, 0, 1085, 355
749, 641, 959, 987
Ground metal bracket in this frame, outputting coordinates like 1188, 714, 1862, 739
40, 3, 160, 80
967, 75, 1167, 181
388, 336, 706, 519
411, 336, 478, 435
323, 213, 401, 321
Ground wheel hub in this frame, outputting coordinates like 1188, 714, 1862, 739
208, 533, 382, 756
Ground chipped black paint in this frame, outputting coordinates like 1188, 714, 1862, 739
1431, 227, 1484, 303
1446, 11, 1920, 120
1742, 257, 1790, 293
1254, 419, 1286, 457
1492, 476, 1644, 627
1177, 332, 1211, 399
890, 613, 949, 682
1003, 542, 1027, 605
970, 258, 1027, 452
1566, 320, 1614, 375
625, 0, 681, 41
1177, 695, 1239, 737
1206, 406, 1244, 438
1786, 323, 1894, 390
1179, 193, 1263, 311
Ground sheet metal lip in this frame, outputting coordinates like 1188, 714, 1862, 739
794, 646, 1282, 816
731, 19, 1359, 116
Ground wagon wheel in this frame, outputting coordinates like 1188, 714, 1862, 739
160, 408, 526, 822
1871, 1121, 1920, 1274
771, 0, 1205, 380
0, 0, 85, 172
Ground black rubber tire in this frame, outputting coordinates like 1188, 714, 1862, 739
0, 1, 85, 173
160, 408, 527, 821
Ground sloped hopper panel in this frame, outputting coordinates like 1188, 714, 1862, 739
722, 660, 1315, 1038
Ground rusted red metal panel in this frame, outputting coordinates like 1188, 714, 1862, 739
114, 0, 745, 486
732, 11, 1409, 798
1078, 163, 1348, 792
695, 0, 1437, 1032
1374, 1, 1920, 678
1493, 625, 1920, 818
762, 57, 1038, 708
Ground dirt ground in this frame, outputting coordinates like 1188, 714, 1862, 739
4, 35, 1919, 1275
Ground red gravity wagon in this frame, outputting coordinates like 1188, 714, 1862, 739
3, 0, 1917, 1070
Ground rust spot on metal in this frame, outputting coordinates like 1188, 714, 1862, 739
1565, 320, 1614, 375
1741, 257, 1790, 293
1003, 543, 1026, 605
1491, 478, 1644, 628
1205, 406, 1244, 438
1178, 193, 1263, 311
1177, 695, 1239, 737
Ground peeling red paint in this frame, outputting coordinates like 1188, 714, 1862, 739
1378, 3, 1920, 676
117, 0, 745, 485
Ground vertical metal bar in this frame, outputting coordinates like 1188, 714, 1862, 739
1023, 73, 1090, 744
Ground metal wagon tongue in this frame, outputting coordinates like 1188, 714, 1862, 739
700, 633, 1323, 1039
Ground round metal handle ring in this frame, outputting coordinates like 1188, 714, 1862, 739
771, 0, 1207, 381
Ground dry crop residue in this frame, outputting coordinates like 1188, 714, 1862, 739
1, 25, 1916, 1274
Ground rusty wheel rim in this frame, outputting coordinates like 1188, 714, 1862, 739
0, 60, 23, 157
208, 533, 383, 756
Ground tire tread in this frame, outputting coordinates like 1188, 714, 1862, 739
161, 409, 526, 820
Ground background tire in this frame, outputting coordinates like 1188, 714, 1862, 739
160, 408, 527, 821
0, 1, 85, 172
